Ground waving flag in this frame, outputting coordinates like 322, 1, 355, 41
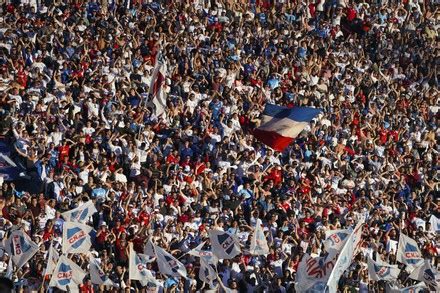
129, 244, 161, 287
325, 219, 364, 292
154, 244, 187, 278
209, 229, 241, 259
144, 237, 155, 257
62, 201, 97, 223
44, 244, 59, 276
324, 229, 350, 253
295, 251, 338, 292
188, 241, 218, 265
90, 256, 115, 287
387, 282, 427, 293
49, 255, 86, 292
5, 230, 39, 270
408, 260, 440, 290
249, 219, 269, 255
199, 257, 217, 288
148, 51, 168, 117
253, 104, 321, 151
62, 222, 93, 254
429, 215, 440, 233
396, 234, 423, 269
217, 276, 234, 293
367, 257, 400, 281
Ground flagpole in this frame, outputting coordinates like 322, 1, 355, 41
39, 239, 54, 293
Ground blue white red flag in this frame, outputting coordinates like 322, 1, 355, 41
253, 104, 321, 151
396, 233, 423, 269
5, 230, 39, 270
367, 257, 400, 281
62, 201, 97, 223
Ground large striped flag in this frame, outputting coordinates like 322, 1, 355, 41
148, 51, 168, 118
253, 104, 321, 151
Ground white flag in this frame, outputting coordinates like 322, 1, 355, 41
5, 230, 39, 270
62, 222, 93, 254
188, 241, 218, 265
324, 229, 350, 252
429, 215, 440, 233
249, 219, 269, 255
325, 219, 364, 292
396, 233, 423, 269
386, 282, 427, 293
62, 201, 97, 223
408, 260, 440, 290
199, 257, 217, 288
154, 244, 187, 278
5, 257, 13, 279
44, 244, 59, 276
129, 244, 163, 288
367, 257, 400, 281
208, 229, 241, 259
295, 251, 338, 292
49, 255, 87, 292
144, 237, 155, 257
148, 52, 168, 118
90, 256, 115, 287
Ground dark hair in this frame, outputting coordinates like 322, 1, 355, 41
0, 277, 13, 292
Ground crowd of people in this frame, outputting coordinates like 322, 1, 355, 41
0, 0, 438, 292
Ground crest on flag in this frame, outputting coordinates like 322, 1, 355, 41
62, 201, 97, 223
199, 257, 217, 288
49, 255, 86, 292
208, 230, 241, 259
44, 244, 60, 276
62, 222, 93, 254
90, 256, 115, 287
5, 230, 39, 270
129, 243, 161, 287
324, 229, 350, 252
188, 242, 218, 265
396, 234, 423, 268
154, 244, 187, 278
367, 257, 400, 281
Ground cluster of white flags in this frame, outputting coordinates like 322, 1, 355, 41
295, 214, 439, 293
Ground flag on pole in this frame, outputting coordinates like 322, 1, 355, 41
187, 241, 218, 265
62, 201, 97, 223
324, 229, 350, 253
5, 230, 39, 270
62, 222, 93, 254
325, 219, 364, 292
367, 257, 400, 281
44, 244, 59, 276
217, 276, 234, 293
154, 244, 187, 278
208, 230, 241, 259
148, 51, 168, 118
396, 233, 424, 269
295, 251, 338, 292
129, 244, 161, 287
253, 104, 322, 151
90, 256, 116, 287
249, 219, 269, 255
408, 260, 440, 290
199, 257, 217, 288
49, 255, 87, 292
